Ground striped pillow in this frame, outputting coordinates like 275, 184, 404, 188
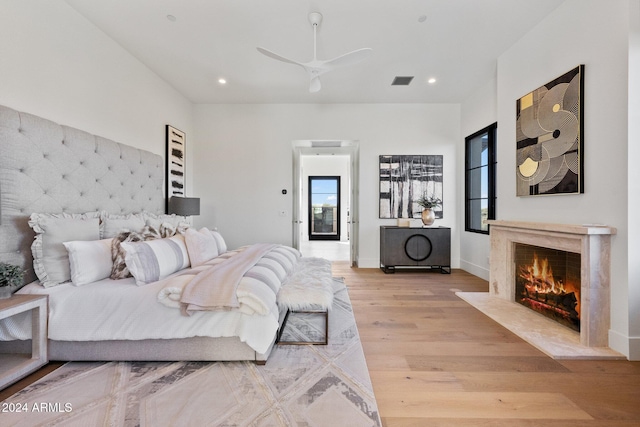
120, 235, 190, 286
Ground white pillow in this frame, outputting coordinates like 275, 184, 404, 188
63, 239, 114, 286
209, 230, 227, 254
121, 235, 190, 286
184, 227, 219, 267
28, 212, 101, 287
100, 211, 145, 239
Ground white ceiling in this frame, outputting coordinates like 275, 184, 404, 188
64, 0, 566, 104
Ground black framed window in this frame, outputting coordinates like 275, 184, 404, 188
308, 176, 340, 241
465, 123, 497, 234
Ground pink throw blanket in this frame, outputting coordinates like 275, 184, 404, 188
180, 243, 276, 315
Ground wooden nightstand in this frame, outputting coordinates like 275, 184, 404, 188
0, 294, 48, 390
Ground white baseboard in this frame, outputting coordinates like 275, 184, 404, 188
630, 336, 640, 361
460, 259, 489, 281
608, 329, 635, 360
356, 258, 379, 269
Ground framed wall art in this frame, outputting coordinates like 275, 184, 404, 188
516, 65, 584, 196
379, 154, 443, 219
165, 125, 186, 213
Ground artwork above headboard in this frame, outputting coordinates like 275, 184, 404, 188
0, 104, 164, 283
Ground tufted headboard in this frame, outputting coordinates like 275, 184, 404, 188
0, 104, 164, 283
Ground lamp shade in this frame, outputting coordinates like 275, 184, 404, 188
168, 197, 200, 216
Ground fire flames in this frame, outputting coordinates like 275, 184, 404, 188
519, 253, 564, 294
518, 252, 580, 317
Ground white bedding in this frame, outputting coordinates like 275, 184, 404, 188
0, 246, 301, 355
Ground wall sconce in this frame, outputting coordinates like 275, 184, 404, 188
168, 197, 200, 216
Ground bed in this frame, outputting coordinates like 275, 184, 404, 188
0, 104, 309, 363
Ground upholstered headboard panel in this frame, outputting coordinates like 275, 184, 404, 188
0, 104, 164, 283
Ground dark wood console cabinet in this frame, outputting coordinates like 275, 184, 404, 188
380, 226, 451, 274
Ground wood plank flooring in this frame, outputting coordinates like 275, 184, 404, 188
333, 262, 640, 427
2, 262, 640, 427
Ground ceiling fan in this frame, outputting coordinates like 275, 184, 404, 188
257, 12, 372, 93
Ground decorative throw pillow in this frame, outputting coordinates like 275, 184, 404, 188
143, 212, 190, 234
110, 225, 182, 279
28, 212, 101, 287
63, 238, 114, 286
121, 234, 190, 286
184, 227, 219, 267
111, 231, 145, 279
100, 211, 146, 239
152, 222, 183, 239
208, 230, 227, 254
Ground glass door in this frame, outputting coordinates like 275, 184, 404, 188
308, 176, 340, 240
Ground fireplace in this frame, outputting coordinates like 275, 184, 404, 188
456, 221, 621, 358
483, 221, 617, 354
514, 243, 581, 332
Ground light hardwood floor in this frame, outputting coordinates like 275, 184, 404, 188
2, 262, 640, 426
333, 261, 640, 427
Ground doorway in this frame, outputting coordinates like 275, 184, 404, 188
308, 176, 340, 240
292, 140, 359, 266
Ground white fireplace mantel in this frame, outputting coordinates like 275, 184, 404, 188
486, 220, 616, 236
457, 220, 623, 358
486, 220, 616, 349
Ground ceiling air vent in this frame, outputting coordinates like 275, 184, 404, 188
392, 76, 414, 86
311, 140, 342, 148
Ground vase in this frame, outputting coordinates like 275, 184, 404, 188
421, 208, 435, 226
0, 286, 15, 299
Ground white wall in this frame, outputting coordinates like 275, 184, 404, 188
192, 103, 461, 268
496, 0, 635, 358
301, 155, 350, 242
627, 0, 640, 359
459, 78, 498, 280
0, 0, 193, 187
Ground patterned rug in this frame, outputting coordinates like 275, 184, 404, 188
2, 280, 381, 426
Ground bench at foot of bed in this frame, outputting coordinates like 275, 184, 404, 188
276, 257, 334, 346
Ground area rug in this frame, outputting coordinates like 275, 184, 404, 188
2, 279, 381, 427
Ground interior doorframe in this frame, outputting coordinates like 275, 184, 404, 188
292, 140, 360, 266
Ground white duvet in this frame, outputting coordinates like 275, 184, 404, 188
0, 272, 280, 355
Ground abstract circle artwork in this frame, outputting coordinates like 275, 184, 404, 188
516, 65, 584, 196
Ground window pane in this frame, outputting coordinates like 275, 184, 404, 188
468, 165, 489, 199
468, 199, 489, 231
311, 178, 337, 207
467, 134, 489, 168
312, 179, 337, 194
465, 122, 496, 234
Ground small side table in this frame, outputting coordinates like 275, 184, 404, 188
0, 294, 48, 390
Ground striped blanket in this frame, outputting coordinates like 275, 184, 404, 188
157, 244, 301, 316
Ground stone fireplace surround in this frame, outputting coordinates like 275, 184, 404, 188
457, 220, 624, 359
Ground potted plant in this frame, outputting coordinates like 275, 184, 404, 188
416, 194, 442, 226
0, 263, 24, 299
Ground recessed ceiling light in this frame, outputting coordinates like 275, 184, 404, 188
218, 78, 227, 85
428, 78, 437, 84
166, 15, 176, 22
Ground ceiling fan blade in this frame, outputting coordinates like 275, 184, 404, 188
258, 13, 371, 93
309, 76, 322, 93
257, 47, 304, 66
324, 48, 373, 68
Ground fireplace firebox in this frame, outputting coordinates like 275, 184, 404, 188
514, 243, 581, 332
